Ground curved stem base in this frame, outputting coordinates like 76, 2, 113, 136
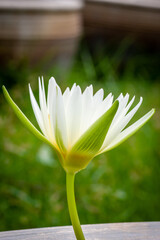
66, 172, 85, 240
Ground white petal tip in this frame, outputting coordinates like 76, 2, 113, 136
29, 84, 33, 94
140, 96, 143, 102
151, 108, 155, 115
49, 76, 56, 83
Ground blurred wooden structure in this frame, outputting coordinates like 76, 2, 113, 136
0, 222, 159, 239
0, 0, 160, 67
0, 0, 83, 67
84, 0, 160, 40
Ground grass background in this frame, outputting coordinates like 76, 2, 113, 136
0, 39, 160, 231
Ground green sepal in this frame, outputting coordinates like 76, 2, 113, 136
64, 100, 119, 173
72, 100, 119, 154
2, 86, 53, 148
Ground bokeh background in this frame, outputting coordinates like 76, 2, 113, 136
0, 0, 160, 231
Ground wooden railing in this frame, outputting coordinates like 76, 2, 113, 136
84, 0, 160, 37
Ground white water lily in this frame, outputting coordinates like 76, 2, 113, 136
3, 77, 154, 173
2, 77, 155, 240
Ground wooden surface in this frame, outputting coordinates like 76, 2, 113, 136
86, 0, 160, 10
0, 222, 159, 240
0, 12, 82, 40
0, 0, 83, 11
0, 0, 83, 66
84, 0, 160, 37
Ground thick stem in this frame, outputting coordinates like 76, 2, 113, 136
66, 172, 85, 240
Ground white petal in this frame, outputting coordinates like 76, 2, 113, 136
40, 77, 58, 143
90, 89, 104, 122
39, 77, 47, 111
54, 86, 68, 149
63, 83, 77, 112
47, 77, 56, 111
47, 77, 57, 143
123, 96, 135, 116
63, 84, 77, 111
111, 95, 135, 124
101, 97, 142, 150
93, 88, 104, 103
117, 93, 123, 101
103, 93, 113, 106
84, 84, 93, 97
38, 77, 48, 132
121, 97, 143, 130
101, 93, 114, 113
100, 94, 129, 149
113, 97, 142, 137
39, 77, 55, 141
66, 85, 82, 147
63, 87, 70, 107
29, 84, 46, 135
103, 108, 155, 152
80, 85, 94, 134
70, 83, 77, 95
111, 93, 129, 126
91, 93, 114, 125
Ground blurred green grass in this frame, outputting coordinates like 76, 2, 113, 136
0, 40, 160, 231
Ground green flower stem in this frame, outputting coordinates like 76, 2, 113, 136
66, 172, 85, 240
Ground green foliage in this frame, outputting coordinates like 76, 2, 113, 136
0, 39, 160, 230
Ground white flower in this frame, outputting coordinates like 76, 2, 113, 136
3, 77, 155, 173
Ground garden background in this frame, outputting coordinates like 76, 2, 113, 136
0, 0, 160, 231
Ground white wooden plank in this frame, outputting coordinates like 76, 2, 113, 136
0, 222, 159, 240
